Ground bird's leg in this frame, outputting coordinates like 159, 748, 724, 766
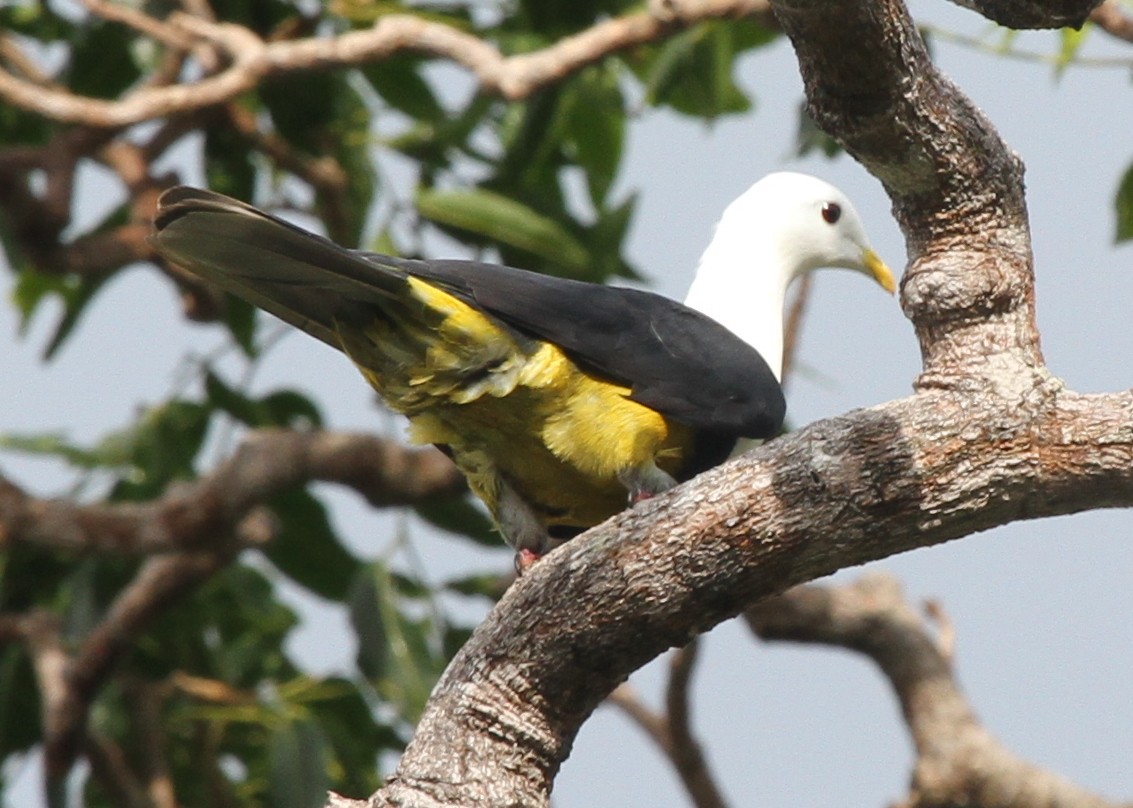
495, 479, 554, 574
619, 463, 678, 505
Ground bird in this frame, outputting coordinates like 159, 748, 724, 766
150, 172, 895, 569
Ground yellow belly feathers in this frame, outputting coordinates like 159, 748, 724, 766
337, 276, 694, 531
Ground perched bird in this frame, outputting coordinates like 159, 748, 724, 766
151, 173, 894, 568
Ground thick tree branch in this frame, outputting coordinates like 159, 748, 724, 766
947, 0, 1102, 29
0, 428, 464, 555
0, 0, 775, 128
370, 385, 1133, 806
745, 575, 1123, 808
774, 0, 1042, 392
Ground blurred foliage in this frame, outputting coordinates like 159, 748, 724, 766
1117, 162, 1133, 243
0, 0, 780, 803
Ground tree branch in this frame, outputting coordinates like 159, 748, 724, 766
1090, 0, 1133, 42
0, 428, 464, 555
776, 0, 1043, 393
945, 0, 1102, 29
0, 0, 775, 128
43, 548, 237, 783
606, 641, 729, 808
745, 575, 1123, 808
370, 385, 1133, 806
664, 641, 728, 808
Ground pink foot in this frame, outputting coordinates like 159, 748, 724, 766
515, 548, 542, 573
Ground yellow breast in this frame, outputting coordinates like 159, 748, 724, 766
334, 275, 694, 532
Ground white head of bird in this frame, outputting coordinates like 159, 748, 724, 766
683, 171, 895, 381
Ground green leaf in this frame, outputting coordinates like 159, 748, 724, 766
639, 22, 755, 119
222, 297, 259, 358
0, 431, 118, 470
134, 563, 297, 686
10, 269, 65, 330
0, 649, 40, 759
0, 397, 214, 486
262, 490, 361, 601
0, 91, 50, 145
495, 90, 569, 194
383, 93, 495, 168
0, 3, 73, 40
41, 267, 111, 361
65, 21, 140, 99
415, 497, 500, 547
260, 71, 376, 243
319, 80, 377, 245
563, 65, 625, 206
204, 370, 324, 429
205, 121, 256, 202
9, 267, 110, 359
1116, 162, 1133, 244
295, 677, 397, 795
348, 567, 389, 681
416, 188, 591, 275
204, 370, 263, 426
259, 390, 324, 429
123, 400, 211, 492
261, 72, 340, 152
794, 102, 842, 159
1054, 25, 1088, 78
585, 192, 641, 282
364, 55, 445, 122
348, 563, 444, 721
269, 718, 331, 808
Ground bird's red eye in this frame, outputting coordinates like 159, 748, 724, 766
821, 202, 842, 224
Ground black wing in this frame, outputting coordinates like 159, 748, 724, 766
152, 187, 412, 350
389, 257, 786, 439
153, 187, 784, 439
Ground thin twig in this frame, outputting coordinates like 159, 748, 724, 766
1090, 0, 1133, 43
608, 683, 671, 754
665, 640, 729, 808
780, 273, 813, 387
606, 643, 729, 808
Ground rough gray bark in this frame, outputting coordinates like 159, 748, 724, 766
338, 0, 1133, 806
947, 0, 1102, 29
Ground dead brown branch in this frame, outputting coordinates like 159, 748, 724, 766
746, 575, 1122, 808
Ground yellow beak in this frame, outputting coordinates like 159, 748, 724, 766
863, 248, 896, 294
